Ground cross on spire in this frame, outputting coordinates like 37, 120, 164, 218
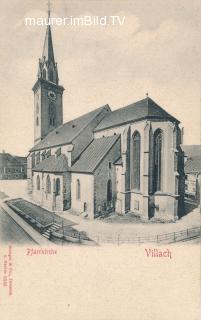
47, 0, 52, 18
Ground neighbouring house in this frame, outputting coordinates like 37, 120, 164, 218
182, 145, 201, 206
27, 9, 185, 221
0, 151, 27, 180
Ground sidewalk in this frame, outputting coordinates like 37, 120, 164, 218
0, 201, 51, 246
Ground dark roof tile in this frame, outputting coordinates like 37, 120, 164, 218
33, 154, 68, 173
70, 135, 120, 173
94, 97, 179, 132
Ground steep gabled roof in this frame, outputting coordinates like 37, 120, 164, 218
94, 97, 179, 132
33, 154, 68, 173
70, 135, 120, 173
30, 105, 110, 152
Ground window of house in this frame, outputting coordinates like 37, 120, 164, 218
55, 178, 60, 196
76, 179, 81, 200
46, 175, 51, 194
153, 129, 163, 192
109, 161, 112, 169
132, 131, 141, 190
36, 175, 40, 190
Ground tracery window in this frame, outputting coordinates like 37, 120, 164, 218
153, 129, 163, 192
132, 131, 141, 190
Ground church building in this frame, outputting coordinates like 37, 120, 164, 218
27, 11, 184, 221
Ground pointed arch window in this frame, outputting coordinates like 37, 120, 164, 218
107, 179, 112, 202
49, 103, 56, 127
132, 131, 141, 190
46, 175, 51, 194
36, 117, 39, 126
76, 179, 81, 200
55, 178, 60, 196
153, 129, 163, 192
36, 175, 40, 190
42, 69, 46, 80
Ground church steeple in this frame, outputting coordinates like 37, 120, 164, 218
37, 2, 58, 84
33, 1, 64, 144
42, 23, 55, 65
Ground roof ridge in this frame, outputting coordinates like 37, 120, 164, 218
30, 104, 110, 152
64, 104, 110, 126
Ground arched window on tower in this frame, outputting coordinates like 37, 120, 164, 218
42, 69, 46, 80
49, 103, 56, 127
153, 129, 163, 192
132, 131, 141, 190
36, 175, 40, 190
46, 175, 51, 194
36, 117, 39, 126
76, 179, 81, 200
107, 179, 112, 202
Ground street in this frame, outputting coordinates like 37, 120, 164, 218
0, 206, 35, 245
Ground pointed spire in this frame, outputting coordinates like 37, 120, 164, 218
42, 0, 55, 64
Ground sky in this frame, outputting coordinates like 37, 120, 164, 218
0, 0, 200, 156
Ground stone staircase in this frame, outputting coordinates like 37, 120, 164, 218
42, 223, 61, 239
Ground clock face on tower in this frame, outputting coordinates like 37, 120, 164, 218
48, 90, 57, 101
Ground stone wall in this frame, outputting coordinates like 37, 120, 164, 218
32, 171, 64, 212
94, 138, 121, 216
71, 173, 94, 219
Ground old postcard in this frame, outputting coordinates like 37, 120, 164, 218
0, 1, 200, 319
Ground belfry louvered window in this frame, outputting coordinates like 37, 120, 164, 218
132, 131, 141, 190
